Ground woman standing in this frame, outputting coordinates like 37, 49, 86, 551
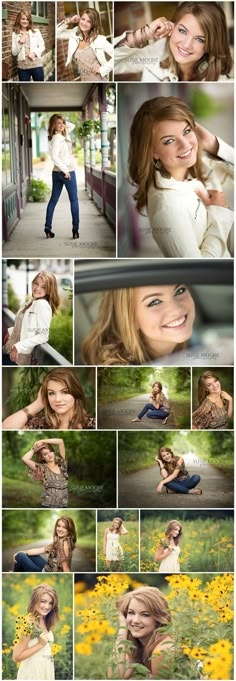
155, 446, 202, 494
2, 271, 59, 366
21, 438, 68, 508
192, 371, 233, 429
128, 96, 233, 258
103, 518, 128, 571
132, 381, 170, 424
57, 9, 113, 81
114, 2, 232, 82
2, 367, 95, 429
12, 584, 59, 680
154, 520, 182, 572
12, 10, 45, 81
44, 115, 79, 240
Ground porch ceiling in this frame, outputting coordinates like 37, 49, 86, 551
20, 83, 95, 111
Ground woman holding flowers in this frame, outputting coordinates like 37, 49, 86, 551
155, 520, 182, 572
107, 585, 173, 679
104, 517, 128, 571
12, 583, 59, 680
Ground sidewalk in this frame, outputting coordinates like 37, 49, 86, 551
3, 165, 116, 258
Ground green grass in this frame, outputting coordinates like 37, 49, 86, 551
141, 517, 234, 573
97, 521, 139, 572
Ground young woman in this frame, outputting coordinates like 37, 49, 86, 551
82, 283, 196, 365
57, 9, 113, 81
12, 583, 59, 680
155, 446, 202, 495
103, 517, 128, 571
192, 371, 233, 429
2, 271, 60, 366
2, 367, 95, 430
44, 115, 79, 240
114, 2, 232, 82
128, 96, 233, 258
154, 520, 182, 572
21, 438, 68, 508
13, 516, 76, 571
132, 381, 170, 424
12, 10, 45, 81
107, 586, 173, 679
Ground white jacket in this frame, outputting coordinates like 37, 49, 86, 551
12, 29, 45, 62
57, 22, 113, 78
114, 33, 230, 82
8, 298, 52, 355
147, 138, 234, 258
49, 121, 75, 174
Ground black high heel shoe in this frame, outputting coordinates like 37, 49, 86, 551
44, 228, 55, 239
72, 229, 79, 239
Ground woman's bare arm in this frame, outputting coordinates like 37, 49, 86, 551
2, 389, 44, 429
21, 448, 37, 471
13, 633, 48, 662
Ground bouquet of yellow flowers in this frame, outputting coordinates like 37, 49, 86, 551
13, 614, 43, 645
158, 532, 170, 550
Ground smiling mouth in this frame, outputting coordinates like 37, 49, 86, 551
177, 148, 193, 159
177, 46, 193, 57
162, 314, 187, 329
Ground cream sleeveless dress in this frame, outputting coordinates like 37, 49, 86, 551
17, 631, 54, 680
158, 545, 180, 573
106, 531, 124, 561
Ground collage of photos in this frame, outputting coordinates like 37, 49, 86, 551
1, 2, 234, 681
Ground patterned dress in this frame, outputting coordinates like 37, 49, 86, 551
43, 536, 73, 572
28, 462, 68, 507
192, 397, 229, 429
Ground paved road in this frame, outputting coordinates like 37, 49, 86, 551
98, 393, 177, 430
3, 539, 95, 572
118, 458, 233, 509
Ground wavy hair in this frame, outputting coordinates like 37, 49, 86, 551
27, 584, 59, 630
161, 2, 232, 81
109, 517, 123, 533
197, 370, 220, 405
32, 272, 60, 315
158, 446, 180, 474
47, 114, 66, 141
117, 586, 172, 670
40, 368, 90, 428
13, 11, 36, 33
165, 520, 183, 545
128, 96, 206, 213
67, 8, 103, 42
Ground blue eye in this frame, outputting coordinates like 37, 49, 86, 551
183, 128, 191, 136
164, 138, 175, 146
178, 27, 187, 35
147, 298, 161, 307
196, 37, 205, 44
175, 286, 187, 297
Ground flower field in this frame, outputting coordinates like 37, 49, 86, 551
140, 516, 234, 572
97, 521, 139, 572
74, 572, 233, 679
2, 573, 73, 680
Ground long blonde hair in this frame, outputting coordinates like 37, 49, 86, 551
117, 587, 171, 670
41, 368, 90, 428
67, 8, 103, 41
165, 520, 183, 545
13, 11, 37, 33
81, 288, 187, 365
197, 370, 220, 405
161, 2, 232, 81
32, 272, 60, 315
48, 114, 66, 141
129, 96, 206, 213
27, 584, 59, 630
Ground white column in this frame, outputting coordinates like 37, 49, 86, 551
100, 110, 109, 168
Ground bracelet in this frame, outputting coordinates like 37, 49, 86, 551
22, 407, 33, 421
145, 23, 155, 39
133, 26, 148, 49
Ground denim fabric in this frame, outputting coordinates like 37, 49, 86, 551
138, 403, 170, 420
2, 352, 17, 365
45, 170, 79, 230
13, 552, 47, 572
18, 66, 44, 81
165, 474, 201, 494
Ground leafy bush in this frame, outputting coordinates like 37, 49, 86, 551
27, 178, 50, 202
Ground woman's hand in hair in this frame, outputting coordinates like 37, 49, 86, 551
220, 390, 232, 401
65, 15, 80, 25
195, 188, 228, 208
155, 457, 162, 466
148, 17, 174, 41
32, 440, 46, 452
195, 123, 219, 156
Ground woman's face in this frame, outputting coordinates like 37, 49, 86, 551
153, 119, 198, 180
160, 450, 173, 464
126, 598, 156, 641
169, 13, 207, 70
41, 447, 55, 464
134, 284, 195, 357
32, 275, 47, 300
19, 14, 29, 29
46, 379, 75, 416
153, 383, 161, 393
36, 592, 53, 617
54, 118, 65, 134
56, 520, 69, 538
204, 376, 221, 394
79, 13, 93, 33
112, 519, 121, 530
169, 524, 181, 538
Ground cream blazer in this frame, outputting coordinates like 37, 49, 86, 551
12, 29, 45, 62
57, 22, 113, 78
8, 298, 52, 355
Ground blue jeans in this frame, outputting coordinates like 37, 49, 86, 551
2, 352, 17, 365
138, 403, 170, 420
165, 475, 201, 494
18, 66, 44, 81
45, 171, 79, 231
13, 552, 47, 572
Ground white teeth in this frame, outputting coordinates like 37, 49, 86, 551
178, 47, 192, 55
164, 315, 186, 328
178, 149, 192, 158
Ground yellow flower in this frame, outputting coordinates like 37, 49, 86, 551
84, 633, 102, 644
75, 642, 92, 655
51, 644, 62, 656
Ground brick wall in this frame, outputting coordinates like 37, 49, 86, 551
57, 1, 75, 81
2, 1, 55, 81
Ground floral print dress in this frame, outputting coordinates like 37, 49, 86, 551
28, 462, 68, 507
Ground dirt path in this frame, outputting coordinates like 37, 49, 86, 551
118, 458, 233, 509
2, 539, 95, 572
98, 393, 179, 429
